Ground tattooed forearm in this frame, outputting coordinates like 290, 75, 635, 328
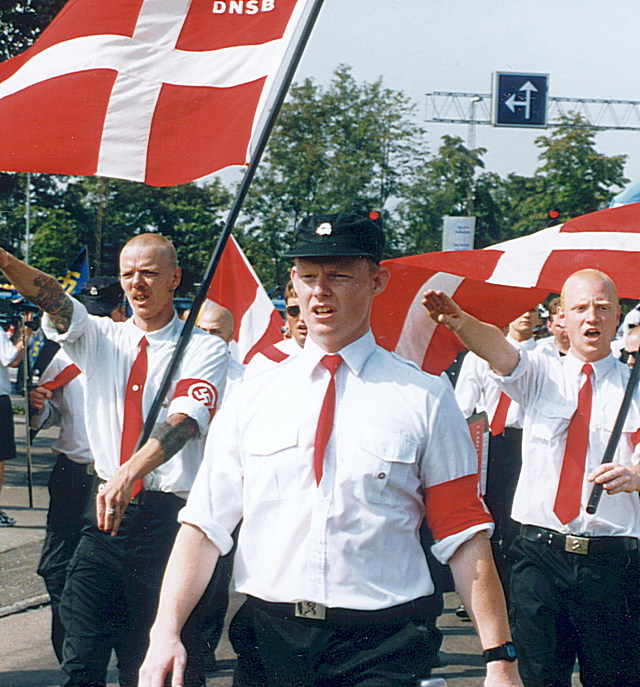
151, 415, 200, 462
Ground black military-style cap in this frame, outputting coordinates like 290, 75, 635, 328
284, 212, 385, 262
78, 276, 124, 316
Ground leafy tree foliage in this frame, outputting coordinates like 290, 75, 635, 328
240, 65, 426, 287
0, 8, 630, 298
0, 0, 66, 59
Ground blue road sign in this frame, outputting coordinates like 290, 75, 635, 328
492, 72, 549, 128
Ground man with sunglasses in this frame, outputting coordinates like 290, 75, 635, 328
623, 324, 640, 369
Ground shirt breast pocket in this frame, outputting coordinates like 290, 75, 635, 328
357, 431, 419, 506
531, 399, 575, 444
244, 426, 299, 502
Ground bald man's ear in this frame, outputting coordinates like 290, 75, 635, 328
171, 267, 182, 291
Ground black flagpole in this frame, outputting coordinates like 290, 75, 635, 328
137, 0, 325, 449
585, 357, 640, 515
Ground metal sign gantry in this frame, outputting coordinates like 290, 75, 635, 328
426, 91, 640, 131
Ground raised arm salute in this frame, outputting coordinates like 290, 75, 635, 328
1, 237, 228, 687
0, 247, 74, 334
424, 270, 640, 687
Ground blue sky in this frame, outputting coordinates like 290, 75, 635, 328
295, 0, 640, 186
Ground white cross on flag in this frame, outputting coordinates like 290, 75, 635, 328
0, 0, 313, 186
371, 203, 640, 374
207, 235, 283, 363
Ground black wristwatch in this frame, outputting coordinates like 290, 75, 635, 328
483, 641, 518, 663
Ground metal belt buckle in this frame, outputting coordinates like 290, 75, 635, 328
565, 535, 589, 555
294, 601, 326, 620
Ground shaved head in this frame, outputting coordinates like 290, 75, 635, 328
197, 301, 234, 343
122, 233, 178, 270
561, 269, 618, 309
557, 269, 621, 363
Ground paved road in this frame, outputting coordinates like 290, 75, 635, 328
0, 397, 579, 686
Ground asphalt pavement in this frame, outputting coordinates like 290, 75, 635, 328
0, 395, 579, 687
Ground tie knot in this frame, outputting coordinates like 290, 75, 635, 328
138, 336, 149, 350
321, 354, 342, 375
582, 363, 593, 377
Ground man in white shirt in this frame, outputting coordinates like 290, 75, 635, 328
28, 276, 127, 664
0, 313, 25, 527
140, 212, 521, 687
424, 269, 640, 687
455, 309, 539, 601
0, 235, 228, 687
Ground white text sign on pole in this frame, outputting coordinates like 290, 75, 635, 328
442, 216, 476, 251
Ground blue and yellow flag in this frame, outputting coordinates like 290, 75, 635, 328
58, 245, 89, 295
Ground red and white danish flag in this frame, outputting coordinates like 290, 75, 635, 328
206, 234, 283, 363
371, 203, 640, 375
0, 0, 315, 186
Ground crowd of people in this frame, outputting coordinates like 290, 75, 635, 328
1, 212, 640, 687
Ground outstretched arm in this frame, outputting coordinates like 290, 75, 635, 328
139, 523, 220, 687
0, 248, 72, 334
422, 289, 519, 376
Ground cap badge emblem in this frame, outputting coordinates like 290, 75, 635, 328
89, 286, 99, 296
315, 222, 332, 236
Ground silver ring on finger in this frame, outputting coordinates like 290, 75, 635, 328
106, 507, 116, 516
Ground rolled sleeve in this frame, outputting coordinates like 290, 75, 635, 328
42, 296, 88, 344
168, 395, 215, 436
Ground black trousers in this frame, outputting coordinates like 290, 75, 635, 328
36, 454, 93, 662
484, 427, 522, 601
59, 488, 206, 687
0, 394, 16, 461
229, 598, 437, 687
509, 535, 640, 687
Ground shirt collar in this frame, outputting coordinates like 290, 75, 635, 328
301, 330, 377, 377
564, 349, 616, 381
124, 311, 181, 345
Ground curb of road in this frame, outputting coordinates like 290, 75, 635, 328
0, 593, 50, 619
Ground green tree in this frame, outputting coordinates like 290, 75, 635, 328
534, 112, 628, 222
397, 135, 486, 253
0, 0, 66, 59
30, 207, 88, 275
241, 65, 426, 287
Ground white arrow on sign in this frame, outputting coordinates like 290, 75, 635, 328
505, 80, 538, 119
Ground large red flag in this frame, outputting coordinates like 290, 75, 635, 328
372, 203, 640, 374
207, 235, 283, 363
0, 0, 314, 186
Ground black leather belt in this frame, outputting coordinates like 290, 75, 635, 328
246, 595, 430, 624
520, 524, 638, 555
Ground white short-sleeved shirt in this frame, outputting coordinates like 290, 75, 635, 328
492, 348, 640, 536
43, 298, 228, 497
455, 335, 537, 429
33, 349, 92, 464
181, 330, 492, 610
0, 331, 18, 396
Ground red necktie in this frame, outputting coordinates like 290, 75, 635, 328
490, 391, 512, 436
313, 354, 343, 485
553, 363, 593, 524
119, 336, 148, 498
